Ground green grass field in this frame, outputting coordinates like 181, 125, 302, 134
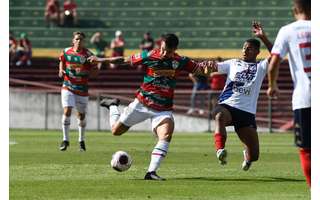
10, 129, 310, 200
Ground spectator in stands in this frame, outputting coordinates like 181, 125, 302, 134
139, 32, 154, 52
90, 32, 108, 69
155, 34, 165, 49
15, 32, 32, 67
44, 0, 60, 27
60, 0, 78, 27
186, 73, 210, 115
9, 31, 17, 66
110, 30, 125, 68
267, 0, 311, 187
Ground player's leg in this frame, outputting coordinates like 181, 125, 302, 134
60, 89, 75, 151
76, 111, 86, 151
235, 126, 259, 171
100, 97, 128, 135
75, 95, 90, 151
212, 104, 232, 165
145, 117, 174, 181
60, 106, 72, 150
294, 108, 311, 187
100, 97, 149, 135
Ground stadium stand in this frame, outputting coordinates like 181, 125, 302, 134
9, 0, 294, 130
9, 0, 293, 49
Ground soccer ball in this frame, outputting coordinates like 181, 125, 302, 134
110, 151, 132, 172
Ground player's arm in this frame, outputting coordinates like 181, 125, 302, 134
58, 60, 65, 78
58, 51, 66, 78
252, 21, 273, 53
267, 54, 281, 98
87, 56, 127, 65
191, 60, 218, 77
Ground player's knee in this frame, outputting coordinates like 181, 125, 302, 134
111, 128, 121, 136
159, 133, 172, 142
214, 112, 225, 123
111, 124, 126, 136
62, 115, 71, 125
77, 118, 86, 127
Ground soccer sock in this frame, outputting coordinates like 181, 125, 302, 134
77, 118, 86, 142
109, 105, 120, 128
214, 132, 226, 150
299, 148, 311, 187
62, 115, 71, 141
147, 140, 169, 172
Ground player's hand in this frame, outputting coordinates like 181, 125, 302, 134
87, 55, 100, 63
252, 21, 265, 38
266, 85, 280, 99
58, 69, 65, 78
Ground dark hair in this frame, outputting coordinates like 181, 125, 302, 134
73, 31, 86, 38
294, 0, 311, 15
245, 38, 261, 50
163, 33, 179, 49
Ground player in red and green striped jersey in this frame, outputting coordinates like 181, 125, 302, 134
58, 31, 97, 152
88, 33, 217, 180
58, 31, 120, 152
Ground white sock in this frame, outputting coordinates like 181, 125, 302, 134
147, 140, 170, 172
109, 105, 120, 127
77, 118, 86, 142
62, 115, 71, 141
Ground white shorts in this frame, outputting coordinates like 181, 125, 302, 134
119, 98, 174, 133
61, 89, 89, 113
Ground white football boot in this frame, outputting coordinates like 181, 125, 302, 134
241, 150, 252, 171
216, 149, 227, 165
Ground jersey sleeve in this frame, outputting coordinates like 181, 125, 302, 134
59, 51, 66, 63
179, 57, 197, 73
259, 58, 269, 75
130, 50, 149, 66
271, 27, 289, 59
217, 59, 232, 74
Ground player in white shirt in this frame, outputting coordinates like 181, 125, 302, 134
212, 22, 273, 171
267, 0, 311, 187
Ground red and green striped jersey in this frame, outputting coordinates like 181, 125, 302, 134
130, 49, 199, 111
59, 47, 95, 96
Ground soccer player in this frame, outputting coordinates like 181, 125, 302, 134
212, 22, 273, 171
58, 32, 120, 151
88, 33, 216, 180
267, 0, 311, 187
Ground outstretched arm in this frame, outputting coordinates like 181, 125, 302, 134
192, 60, 218, 77
87, 56, 128, 65
252, 21, 273, 53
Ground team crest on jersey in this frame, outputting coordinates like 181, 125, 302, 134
172, 61, 179, 69
79, 56, 87, 64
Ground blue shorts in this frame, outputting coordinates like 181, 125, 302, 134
220, 104, 257, 132
294, 107, 311, 148
195, 82, 210, 90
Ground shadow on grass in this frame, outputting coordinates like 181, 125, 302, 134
168, 176, 305, 183
131, 177, 304, 183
